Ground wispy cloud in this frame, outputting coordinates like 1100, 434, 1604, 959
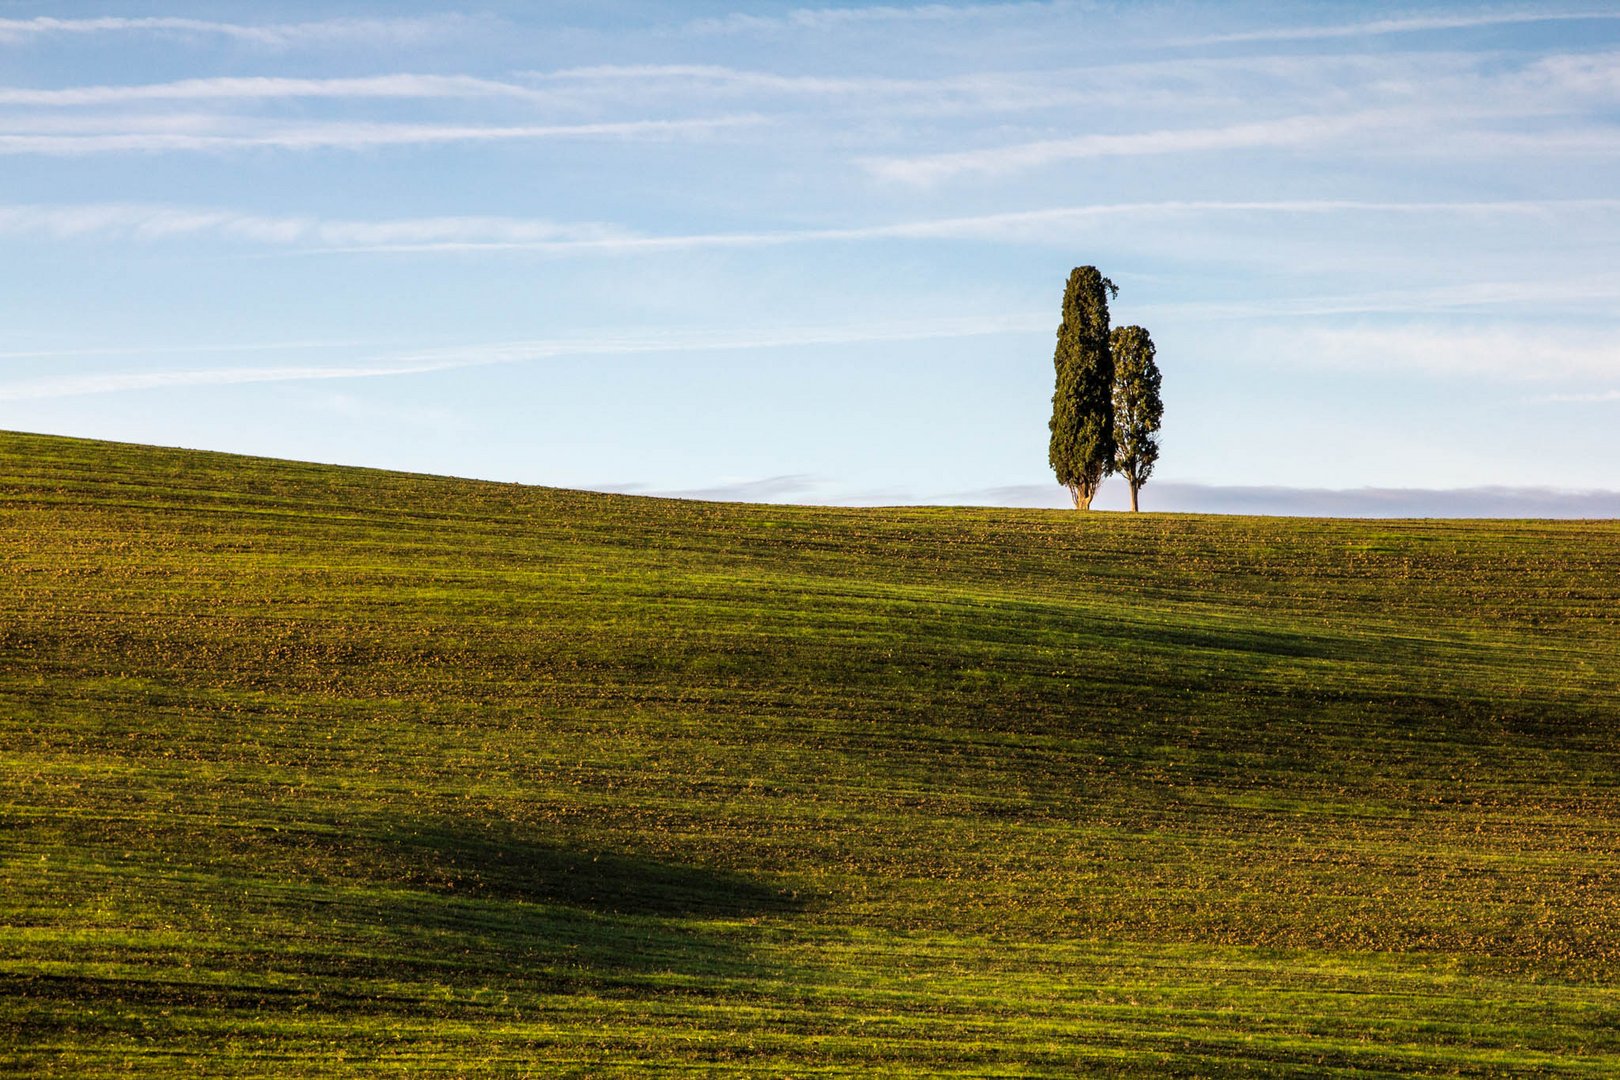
319, 197, 1620, 257
1142, 273, 1620, 319
1539, 388, 1620, 403
1257, 325, 1620, 380
868, 94, 1620, 183
12, 198, 1619, 255
1434, 127, 1620, 157
16, 48, 1581, 122
687, 2, 1068, 34
0, 57, 1332, 122
0, 361, 483, 402
0, 316, 1049, 402
0, 14, 476, 48
0, 60, 1043, 116
535, 53, 1604, 119
0, 74, 559, 108
0, 63, 1163, 130
0, 115, 758, 155
1178, 10, 1620, 47
531, 63, 1101, 114
0, 54, 1454, 120
0, 203, 632, 246
6, 43, 1614, 160
865, 109, 1398, 183
0, 338, 370, 360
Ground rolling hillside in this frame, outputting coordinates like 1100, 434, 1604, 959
3, 429, 1619, 1076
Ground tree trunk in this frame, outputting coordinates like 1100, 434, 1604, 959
1069, 482, 1095, 510
1129, 482, 1139, 512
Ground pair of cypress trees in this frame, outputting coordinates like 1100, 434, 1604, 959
1047, 266, 1164, 511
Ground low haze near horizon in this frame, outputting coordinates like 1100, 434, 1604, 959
2, 1, 1618, 516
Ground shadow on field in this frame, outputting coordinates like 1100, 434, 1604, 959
0, 822, 809, 1021
327, 821, 808, 982
383, 821, 803, 919
1122, 620, 1344, 661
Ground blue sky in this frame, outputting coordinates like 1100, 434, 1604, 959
2, 2, 1619, 514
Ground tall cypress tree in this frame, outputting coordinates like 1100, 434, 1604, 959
1110, 324, 1163, 512
1048, 266, 1117, 509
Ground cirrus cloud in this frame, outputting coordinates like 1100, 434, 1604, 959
0, 14, 478, 48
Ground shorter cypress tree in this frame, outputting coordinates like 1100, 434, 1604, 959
1110, 325, 1163, 512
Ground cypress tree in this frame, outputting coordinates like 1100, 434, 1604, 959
1110, 325, 1163, 512
1048, 266, 1117, 510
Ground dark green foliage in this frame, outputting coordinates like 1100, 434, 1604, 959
1111, 324, 1164, 511
4, 430, 1620, 1075
1048, 266, 1117, 509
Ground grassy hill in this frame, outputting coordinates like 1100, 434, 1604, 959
3, 428, 1618, 1076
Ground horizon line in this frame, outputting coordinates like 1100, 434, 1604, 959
3, 426, 1614, 520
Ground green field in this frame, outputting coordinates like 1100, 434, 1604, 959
3, 429, 1618, 1076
